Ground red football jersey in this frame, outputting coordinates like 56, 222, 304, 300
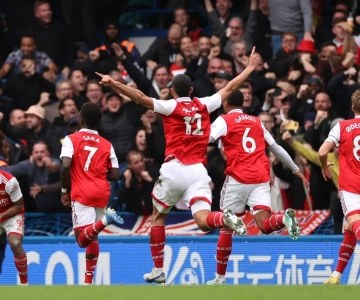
60, 129, 118, 208
327, 117, 360, 194
153, 95, 221, 165
0, 170, 24, 222
210, 109, 275, 184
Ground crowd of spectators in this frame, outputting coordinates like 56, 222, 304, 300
0, 0, 358, 234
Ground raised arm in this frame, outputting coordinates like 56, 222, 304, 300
96, 72, 154, 110
216, 47, 259, 103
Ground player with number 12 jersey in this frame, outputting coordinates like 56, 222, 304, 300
207, 90, 309, 285
60, 102, 124, 285
96, 47, 260, 284
319, 90, 360, 285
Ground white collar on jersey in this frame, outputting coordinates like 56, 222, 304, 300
80, 128, 99, 135
176, 97, 192, 102
228, 109, 243, 114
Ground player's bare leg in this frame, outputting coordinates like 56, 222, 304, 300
325, 221, 357, 285
8, 233, 28, 285
143, 204, 167, 284
254, 209, 300, 240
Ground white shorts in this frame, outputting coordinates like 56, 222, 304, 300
71, 201, 105, 230
220, 176, 271, 216
0, 214, 24, 236
152, 158, 212, 215
339, 190, 360, 218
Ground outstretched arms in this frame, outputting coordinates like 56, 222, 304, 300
96, 72, 154, 110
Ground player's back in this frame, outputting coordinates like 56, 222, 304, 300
161, 97, 210, 164
68, 130, 113, 207
221, 111, 270, 184
337, 118, 360, 193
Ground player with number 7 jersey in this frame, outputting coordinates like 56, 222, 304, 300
319, 90, 360, 285
207, 90, 309, 285
96, 46, 261, 284
59, 102, 124, 285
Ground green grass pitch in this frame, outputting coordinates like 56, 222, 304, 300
1, 285, 360, 300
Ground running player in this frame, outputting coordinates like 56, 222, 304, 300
0, 170, 28, 284
207, 90, 309, 284
60, 102, 124, 285
319, 89, 360, 285
96, 47, 259, 284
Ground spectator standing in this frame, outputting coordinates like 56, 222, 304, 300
268, 0, 313, 56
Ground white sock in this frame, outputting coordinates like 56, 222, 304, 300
332, 271, 342, 278
216, 274, 225, 282
282, 215, 286, 224
155, 267, 163, 274
101, 216, 109, 226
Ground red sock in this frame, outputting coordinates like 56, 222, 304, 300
150, 225, 165, 268
206, 212, 224, 229
216, 228, 233, 275
351, 220, 360, 241
335, 230, 356, 273
263, 214, 285, 234
14, 254, 28, 284
78, 220, 106, 248
85, 240, 100, 284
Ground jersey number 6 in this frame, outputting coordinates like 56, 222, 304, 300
183, 113, 204, 136
84, 146, 98, 171
242, 128, 256, 153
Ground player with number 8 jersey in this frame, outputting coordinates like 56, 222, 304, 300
60, 102, 124, 285
96, 46, 261, 284
319, 90, 360, 285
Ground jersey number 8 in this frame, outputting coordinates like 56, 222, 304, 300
353, 136, 360, 160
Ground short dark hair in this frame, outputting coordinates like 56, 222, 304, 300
22, 54, 35, 62
69, 69, 84, 81
332, 17, 347, 27
126, 150, 143, 163
59, 98, 75, 110
34, 0, 49, 11
227, 90, 244, 107
172, 74, 192, 97
80, 102, 102, 129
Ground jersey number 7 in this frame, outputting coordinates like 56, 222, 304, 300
84, 146, 98, 171
183, 113, 204, 135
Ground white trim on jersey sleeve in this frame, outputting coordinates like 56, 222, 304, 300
59, 136, 74, 159
209, 116, 227, 143
5, 177, 23, 202
109, 144, 119, 168
261, 122, 275, 146
152, 98, 177, 116
198, 94, 222, 113
325, 123, 340, 146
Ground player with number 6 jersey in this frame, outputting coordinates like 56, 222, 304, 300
96, 46, 260, 284
60, 102, 124, 285
207, 90, 309, 285
319, 89, 360, 285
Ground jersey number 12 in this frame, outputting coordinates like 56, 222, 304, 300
84, 146, 98, 171
183, 113, 204, 135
